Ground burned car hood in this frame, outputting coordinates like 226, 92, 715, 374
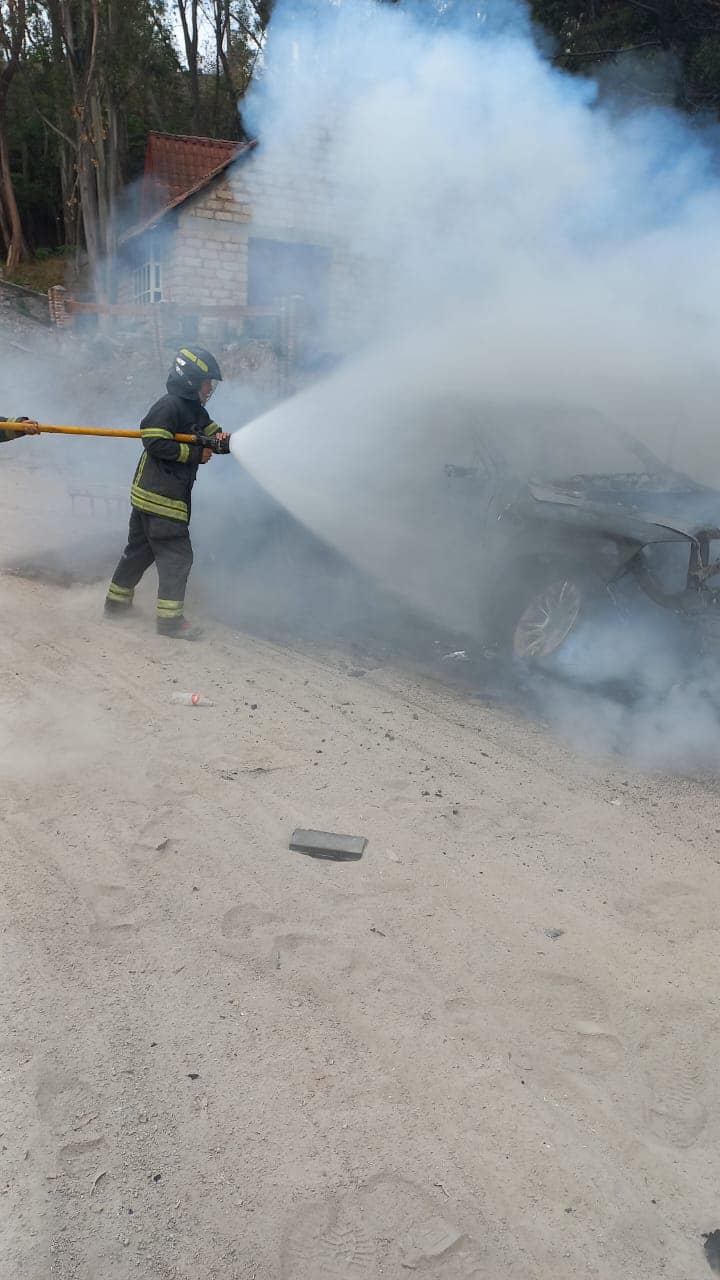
521, 477, 720, 543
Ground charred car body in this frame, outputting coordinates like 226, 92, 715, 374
441, 402, 720, 663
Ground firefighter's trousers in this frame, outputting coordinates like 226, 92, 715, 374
106, 508, 193, 621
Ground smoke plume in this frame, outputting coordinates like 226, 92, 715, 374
222, 0, 720, 771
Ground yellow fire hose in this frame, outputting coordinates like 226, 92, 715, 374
27, 422, 201, 443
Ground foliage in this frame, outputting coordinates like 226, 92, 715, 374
0, 0, 272, 273
9, 242, 70, 288
4, 0, 720, 278
530, 0, 720, 112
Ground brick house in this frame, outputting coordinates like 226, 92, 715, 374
116, 130, 370, 359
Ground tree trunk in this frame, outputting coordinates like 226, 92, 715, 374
59, 144, 79, 249
76, 132, 101, 281
103, 0, 121, 262
0, 87, 27, 270
52, 0, 111, 296
0, 0, 29, 269
216, 0, 239, 132
0, 169, 10, 259
177, 0, 201, 133
47, 0, 77, 247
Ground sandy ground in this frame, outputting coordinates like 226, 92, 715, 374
2, 453, 720, 1279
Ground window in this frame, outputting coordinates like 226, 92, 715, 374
247, 238, 331, 338
133, 259, 162, 305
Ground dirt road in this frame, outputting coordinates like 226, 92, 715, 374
2, 474, 720, 1278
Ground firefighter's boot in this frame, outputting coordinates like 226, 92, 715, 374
156, 616, 204, 641
104, 584, 134, 618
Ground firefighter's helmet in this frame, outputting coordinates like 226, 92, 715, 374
170, 346, 223, 394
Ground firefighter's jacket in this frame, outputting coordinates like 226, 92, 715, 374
0, 417, 26, 442
130, 374, 220, 524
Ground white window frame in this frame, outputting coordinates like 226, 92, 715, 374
133, 258, 162, 305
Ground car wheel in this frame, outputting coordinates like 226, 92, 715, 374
494, 563, 594, 664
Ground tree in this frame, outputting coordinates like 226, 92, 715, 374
193, 0, 273, 138
45, 0, 110, 288
36, 0, 184, 288
176, 0, 201, 132
530, 1, 720, 113
0, 0, 29, 269
229, 0, 272, 98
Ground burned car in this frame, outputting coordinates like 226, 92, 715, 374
202, 390, 720, 672
440, 402, 720, 664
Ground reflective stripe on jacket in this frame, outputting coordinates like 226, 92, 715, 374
129, 385, 220, 523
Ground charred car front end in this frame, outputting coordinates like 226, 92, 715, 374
441, 402, 720, 663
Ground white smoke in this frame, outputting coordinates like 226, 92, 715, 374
235, 0, 720, 456
224, 0, 720, 771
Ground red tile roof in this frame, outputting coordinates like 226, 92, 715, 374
140, 131, 248, 219
121, 131, 256, 243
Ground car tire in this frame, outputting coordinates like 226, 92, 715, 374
491, 560, 600, 665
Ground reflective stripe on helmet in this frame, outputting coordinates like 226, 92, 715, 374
180, 348, 210, 374
172, 346, 222, 382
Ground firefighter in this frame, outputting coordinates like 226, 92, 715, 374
0, 417, 40, 441
105, 346, 231, 641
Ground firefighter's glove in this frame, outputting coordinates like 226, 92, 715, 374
195, 432, 231, 455
210, 432, 231, 455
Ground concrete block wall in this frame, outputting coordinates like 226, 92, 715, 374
228, 144, 376, 348
167, 195, 249, 312
116, 272, 132, 306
